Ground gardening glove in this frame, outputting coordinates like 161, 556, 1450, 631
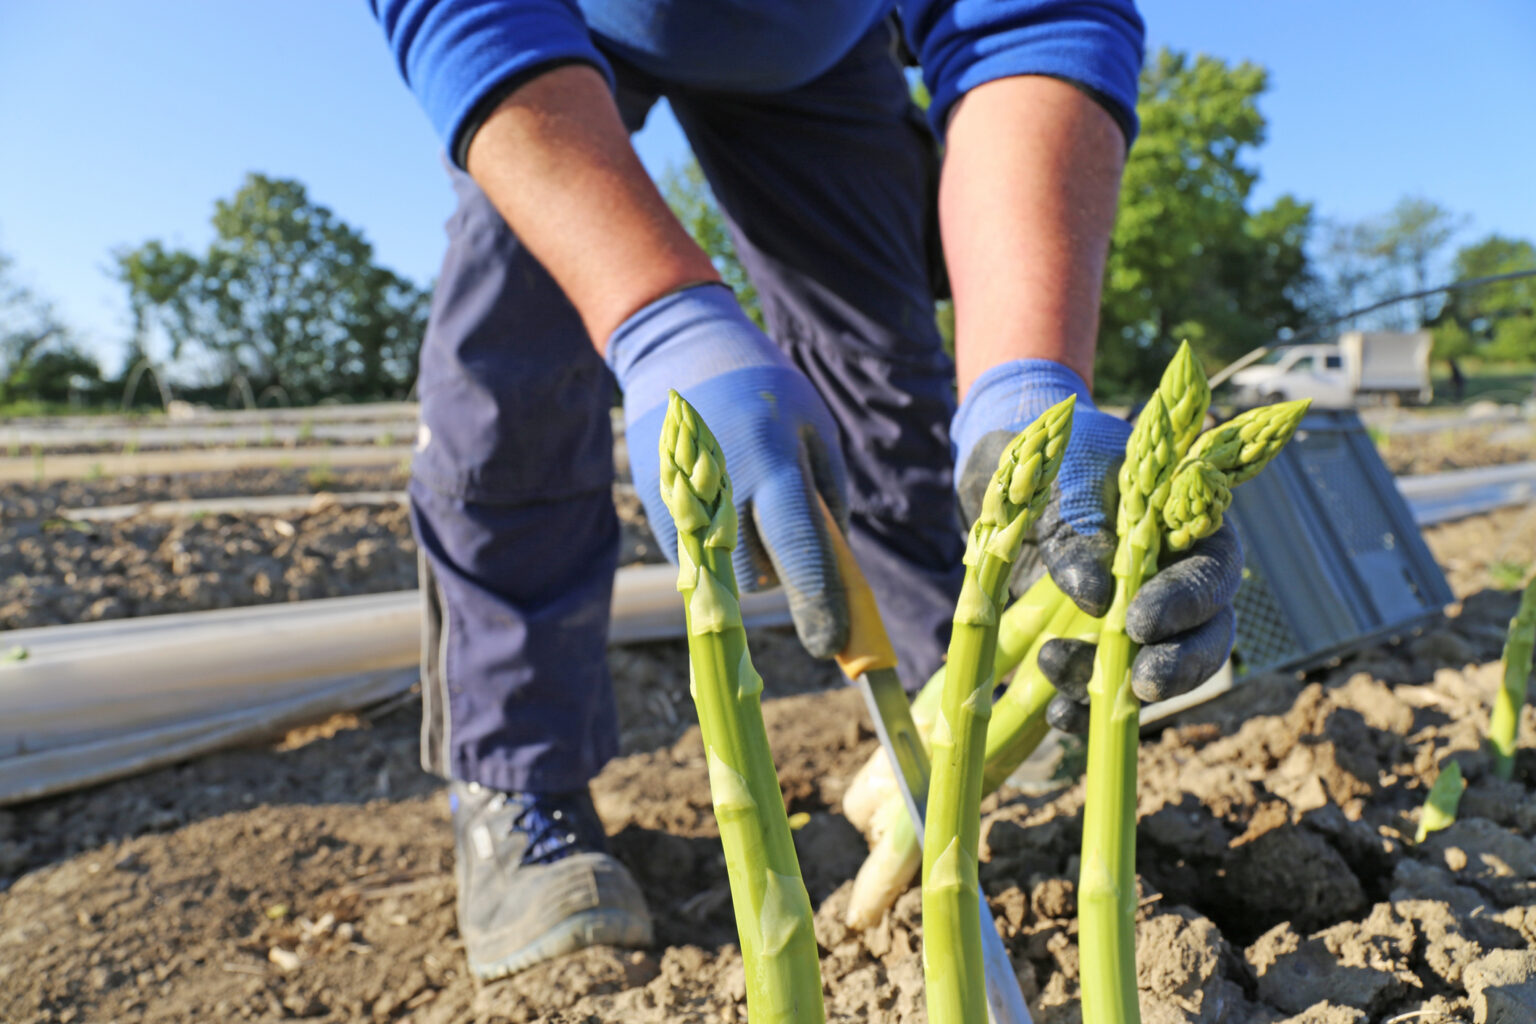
952, 359, 1243, 730
609, 282, 850, 657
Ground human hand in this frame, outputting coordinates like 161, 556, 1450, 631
609, 283, 850, 657
952, 360, 1242, 729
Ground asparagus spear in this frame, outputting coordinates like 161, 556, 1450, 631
924, 396, 1075, 1024
658, 391, 825, 1023
1415, 760, 1465, 843
1490, 575, 1536, 780
983, 600, 1100, 793
1078, 345, 1306, 1024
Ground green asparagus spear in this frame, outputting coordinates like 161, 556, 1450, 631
1079, 344, 1305, 1024
1490, 575, 1536, 780
659, 391, 825, 1023
924, 396, 1074, 1024
1415, 761, 1465, 843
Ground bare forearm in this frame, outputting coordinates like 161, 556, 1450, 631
940, 76, 1126, 398
465, 64, 720, 350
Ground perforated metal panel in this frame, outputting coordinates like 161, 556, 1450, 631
1230, 558, 1298, 673
1225, 409, 1453, 675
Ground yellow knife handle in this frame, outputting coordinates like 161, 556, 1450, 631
817, 496, 898, 678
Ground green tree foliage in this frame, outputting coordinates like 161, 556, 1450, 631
1433, 235, 1536, 361
1315, 217, 1386, 325
1316, 197, 1466, 331
115, 173, 430, 405
1369, 197, 1465, 326
0, 248, 102, 404
1098, 49, 1318, 394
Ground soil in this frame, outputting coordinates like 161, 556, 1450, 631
1, 467, 410, 522
0, 474, 659, 632
3, 440, 1536, 1022
1421, 505, 1536, 597
1374, 427, 1535, 476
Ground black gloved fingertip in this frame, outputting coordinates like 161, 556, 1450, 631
1130, 644, 1187, 703
786, 593, 850, 660
1038, 638, 1095, 702
1052, 559, 1113, 619
1130, 607, 1236, 703
1046, 694, 1090, 734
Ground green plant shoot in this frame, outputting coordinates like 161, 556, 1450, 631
1079, 341, 1307, 1024
923, 396, 1074, 1024
1415, 761, 1465, 843
658, 391, 824, 1023
1490, 575, 1536, 780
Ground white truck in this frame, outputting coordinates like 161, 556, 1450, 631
1226, 330, 1434, 408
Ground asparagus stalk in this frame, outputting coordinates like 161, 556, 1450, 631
1490, 575, 1536, 780
844, 573, 1065, 836
1415, 760, 1465, 843
983, 600, 1100, 793
658, 391, 825, 1023
1078, 357, 1205, 1024
1078, 347, 1306, 1024
995, 571, 1073, 680
845, 593, 1098, 929
924, 396, 1075, 1024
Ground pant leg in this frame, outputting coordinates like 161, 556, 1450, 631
411, 163, 625, 794
667, 24, 963, 690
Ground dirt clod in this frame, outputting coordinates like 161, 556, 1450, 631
1463, 949, 1536, 1024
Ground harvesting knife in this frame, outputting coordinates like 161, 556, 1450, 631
820, 501, 1034, 1024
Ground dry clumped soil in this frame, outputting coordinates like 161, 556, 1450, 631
0, 471, 659, 632
1374, 426, 1535, 476
3, 468, 1536, 1020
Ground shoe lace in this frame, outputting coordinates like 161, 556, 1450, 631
509, 793, 605, 866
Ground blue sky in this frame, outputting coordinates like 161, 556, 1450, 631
2, 1, 1533, 367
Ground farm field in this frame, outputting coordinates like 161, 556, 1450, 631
1, 412, 1534, 1023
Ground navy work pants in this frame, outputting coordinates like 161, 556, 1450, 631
411, 23, 965, 793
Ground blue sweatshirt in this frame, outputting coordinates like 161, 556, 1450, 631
371, 0, 1144, 166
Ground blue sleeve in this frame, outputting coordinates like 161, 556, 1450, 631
370, 0, 614, 166
903, 0, 1145, 144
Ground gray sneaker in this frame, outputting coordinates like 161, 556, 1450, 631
450, 780, 653, 980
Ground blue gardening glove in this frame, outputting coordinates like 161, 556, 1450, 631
952, 360, 1243, 728
608, 283, 850, 657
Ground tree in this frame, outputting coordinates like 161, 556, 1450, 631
115, 174, 430, 405
1315, 217, 1384, 324
1369, 197, 1465, 326
1315, 197, 1467, 331
0, 248, 102, 405
1098, 49, 1318, 394
1433, 234, 1536, 362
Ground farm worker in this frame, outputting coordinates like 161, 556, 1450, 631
370, 0, 1244, 981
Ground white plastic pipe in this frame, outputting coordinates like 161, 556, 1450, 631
0, 565, 791, 803
60, 491, 409, 522
2, 400, 419, 432
1, 421, 418, 450
1397, 460, 1536, 524
0, 668, 417, 806
0, 445, 414, 482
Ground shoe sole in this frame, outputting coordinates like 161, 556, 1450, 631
468, 907, 654, 981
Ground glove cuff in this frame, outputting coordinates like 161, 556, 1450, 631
951, 359, 1096, 469
603, 282, 747, 385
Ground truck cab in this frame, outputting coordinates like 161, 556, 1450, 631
1230, 344, 1353, 407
